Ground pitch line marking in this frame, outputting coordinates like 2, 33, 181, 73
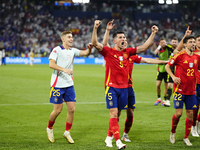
0, 101, 150, 106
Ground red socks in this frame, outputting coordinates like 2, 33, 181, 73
107, 124, 113, 137
197, 112, 200, 122
193, 109, 198, 126
193, 105, 199, 126
184, 118, 193, 139
171, 114, 180, 133
124, 115, 133, 133
109, 118, 120, 141
196, 105, 200, 122
171, 114, 193, 139
48, 120, 72, 131
48, 120, 55, 129
66, 122, 72, 131
107, 126, 113, 137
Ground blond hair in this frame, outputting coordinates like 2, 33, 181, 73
60, 31, 72, 39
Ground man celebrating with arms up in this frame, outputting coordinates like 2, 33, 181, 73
165, 35, 200, 146
102, 19, 167, 145
92, 20, 158, 149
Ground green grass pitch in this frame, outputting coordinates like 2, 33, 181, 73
0, 64, 200, 150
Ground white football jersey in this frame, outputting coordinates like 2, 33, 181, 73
49, 45, 80, 88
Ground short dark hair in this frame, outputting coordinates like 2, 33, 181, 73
171, 37, 178, 41
195, 34, 200, 39
159, 37, 166, 42
112, 31, 125, 39
183, 35, 195, 43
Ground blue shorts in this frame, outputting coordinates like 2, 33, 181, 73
173, 92, 197, 110
49, 86, 76, 104
105, 86, 128, 110
128, 87, 135, 109
196, 84, 200, 104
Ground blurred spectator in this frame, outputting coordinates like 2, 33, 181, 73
0, 50, 2, 66
1, 0, 200, 57
2, 49, 6, 65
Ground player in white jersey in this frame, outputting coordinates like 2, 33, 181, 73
0, 50, 2, 66
46, 31, 93, 144
28, 51, 34, 66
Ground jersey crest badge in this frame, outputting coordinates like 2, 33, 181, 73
176, 101, 179, 107
54, 97, 58, 102
123, 52, 128, 59
109, 101, 113, 107
194, 59, 197, 65
67, 54, 71, 61
53, 50, 57, 53
189, 63, 193, 68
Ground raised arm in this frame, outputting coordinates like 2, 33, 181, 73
92, 20, 103, 51
79, 43, 93, 56
154, 45, 161, 55
49, 59, 73, 75
102, 19, 115, 47
136, 25, 159, 54
140, 57, 168, 64
174, 26, 192, 54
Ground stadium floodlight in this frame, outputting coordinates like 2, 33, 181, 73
83, 0, 89, 3
73, 0, 81, 3
158, 0, 164, 4
172, 0, 179, 4
166, 0, 172, 4
72, 0, 90, 3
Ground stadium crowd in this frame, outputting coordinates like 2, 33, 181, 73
1, 0, 200, 57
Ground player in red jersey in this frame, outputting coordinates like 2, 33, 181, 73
92, 20, 158, 149
172, 28, 200, 137
102, 20, 167, 144
190, 34, 200, 137
165, 35, 200, 146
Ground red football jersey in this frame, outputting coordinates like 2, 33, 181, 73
99, 46, 137, 88
168, 50, 200, 95
194, 49, 200, 84
128, 55, 142, 87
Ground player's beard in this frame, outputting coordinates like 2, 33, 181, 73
190, 45, 196, 52
118, 42, 124, 50
172, 45, 177, 50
